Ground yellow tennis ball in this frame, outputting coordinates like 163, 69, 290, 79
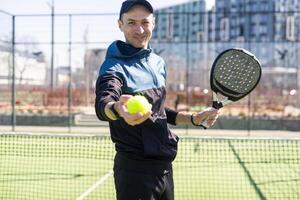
127, 95, 151, 115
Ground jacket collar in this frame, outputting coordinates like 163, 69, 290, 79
106, 40, 152, 59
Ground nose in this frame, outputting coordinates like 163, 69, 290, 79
135, 25, 145, 34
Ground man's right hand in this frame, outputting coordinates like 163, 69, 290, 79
114, 95, 152, 126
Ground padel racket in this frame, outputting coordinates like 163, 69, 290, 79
201, 48, 262, 128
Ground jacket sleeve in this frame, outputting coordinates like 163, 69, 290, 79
165, 108, 178, 125
95, 68, 123, 121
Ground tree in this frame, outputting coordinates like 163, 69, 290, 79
16, 35, 40, 84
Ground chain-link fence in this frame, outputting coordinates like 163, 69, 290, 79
0, 10, 13, 126
0, 11, 299, 131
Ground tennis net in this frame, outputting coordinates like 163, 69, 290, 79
0, 133, 299, 200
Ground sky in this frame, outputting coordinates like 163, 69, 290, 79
0, 0, 215, 42
0, 0, 215, 14
0, 0, 215, 68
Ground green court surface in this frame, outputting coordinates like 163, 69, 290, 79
0, 134, 299, 200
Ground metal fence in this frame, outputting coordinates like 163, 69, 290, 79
0, 10, 299, 131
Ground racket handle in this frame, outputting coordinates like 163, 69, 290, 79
200, 105, 220, 129
200, 121, 208, 129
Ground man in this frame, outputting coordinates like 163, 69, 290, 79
95, 0, 219, 199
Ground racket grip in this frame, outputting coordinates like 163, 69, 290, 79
200, 121, 209, 129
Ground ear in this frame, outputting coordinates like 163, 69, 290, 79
118, 19, 124, 32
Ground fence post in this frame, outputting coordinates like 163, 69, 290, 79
68, 14, 73, 133
11, 15, 16, 131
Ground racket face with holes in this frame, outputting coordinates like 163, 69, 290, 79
211, 48, 261, 102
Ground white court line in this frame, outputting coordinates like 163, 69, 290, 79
76, 169, 113, 200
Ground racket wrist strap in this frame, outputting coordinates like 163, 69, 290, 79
191, 113, 201, 126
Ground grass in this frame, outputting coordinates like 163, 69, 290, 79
0, 134, 299, 200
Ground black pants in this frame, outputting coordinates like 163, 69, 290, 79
113, 152, 174, 200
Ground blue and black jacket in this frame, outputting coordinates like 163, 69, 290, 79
95, 40, 179, 162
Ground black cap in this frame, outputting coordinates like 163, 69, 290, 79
119, 0, 154, 20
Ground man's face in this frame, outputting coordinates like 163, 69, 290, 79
118, 5, 155, 49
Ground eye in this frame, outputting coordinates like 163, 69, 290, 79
128, 21, 135, 25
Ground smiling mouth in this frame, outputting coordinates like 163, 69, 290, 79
134, 35, 146, 40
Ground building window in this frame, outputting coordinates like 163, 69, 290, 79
220, 17, 229, 41
286, 16, 295, 41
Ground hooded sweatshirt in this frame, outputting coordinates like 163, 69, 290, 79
95, 40, 178, 162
